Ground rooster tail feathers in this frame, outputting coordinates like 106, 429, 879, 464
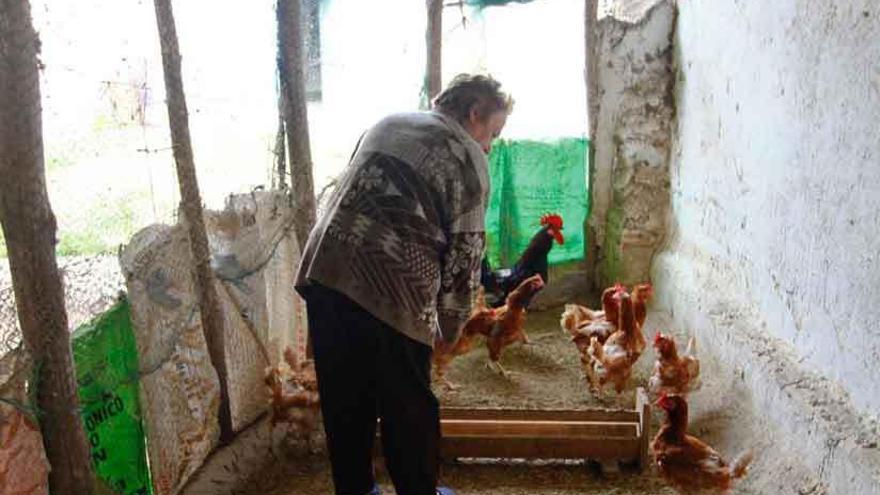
731, 450, 754, 479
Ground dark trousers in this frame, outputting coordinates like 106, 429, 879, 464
302, 284, 440, 495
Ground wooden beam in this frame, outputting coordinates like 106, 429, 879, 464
442, 419, 638, 438
584, 0, 601, 288
153, 0, 234, 442
426, 0, 443, 105
441, 436, 640, 461
441, 407, 640, 423
278, 0, 317, 246
637, 387, 651, 469
584, 0, 599, 141
0, 0, 96, 490
376, 398, 650, 465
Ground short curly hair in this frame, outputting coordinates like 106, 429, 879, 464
432, 74, 513, 124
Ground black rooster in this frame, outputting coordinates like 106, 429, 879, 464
481, 213, 564, 308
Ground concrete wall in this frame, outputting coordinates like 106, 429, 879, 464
650, 2, 880, 491
588, 0, 675, 287
656, 0, 880, 416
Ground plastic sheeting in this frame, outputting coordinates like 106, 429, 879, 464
485, 138, 590, 268
72, 298, 152, 495
120, 191, 307, 495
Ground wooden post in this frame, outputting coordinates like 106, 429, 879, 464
585, 0, 599, 141
584, 0, 600, 287
426, 0, 443, 105
273, 110, 287, 190
0, 0, 96, 491
637, 387, 651, 470
277, 0, 317, 246
152, 0, 234, 442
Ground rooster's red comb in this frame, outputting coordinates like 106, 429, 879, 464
540, 213, 563, 230
658, 392, 671, 406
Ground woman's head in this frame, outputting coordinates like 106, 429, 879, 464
433, 74, 513, 153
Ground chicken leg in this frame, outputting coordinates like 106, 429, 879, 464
486, 360, 512, 377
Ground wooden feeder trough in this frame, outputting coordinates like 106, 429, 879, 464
378, 388, 651, 470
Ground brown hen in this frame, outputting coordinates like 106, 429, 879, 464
653, 394, 753, 494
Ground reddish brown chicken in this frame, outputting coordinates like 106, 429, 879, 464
653, 394, 753, 494
632, 283, 654, 328
479, 274, 545, 376
562, 284, 618, 324
561, 283, 626, 353
649, 332, 701, 397
585, 291, 646, 395
432, 305, 497, 390
264, 347, 320, 427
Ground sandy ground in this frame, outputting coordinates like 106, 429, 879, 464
239, 296, 827, 495
432, 297, 649, 412
256, 457, 676, 495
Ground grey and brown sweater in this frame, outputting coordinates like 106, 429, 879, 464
295, 111, 489, 348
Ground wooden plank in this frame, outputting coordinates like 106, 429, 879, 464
376, 398, 648, 464
441, 436, 641, 461
636, 387, 651, 469
442, 419, 638, 438
441, 407, 640, 423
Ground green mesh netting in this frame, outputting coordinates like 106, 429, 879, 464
485, 137, 589, 269
73, 297, 152, 495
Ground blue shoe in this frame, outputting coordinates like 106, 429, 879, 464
367, 485, 380, 495
436, 488, 456, 495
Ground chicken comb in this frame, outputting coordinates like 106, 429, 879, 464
655, 391, 670, 407
653, 331, 664, 344
540, 213, 563, 230
613, 282, 625, 293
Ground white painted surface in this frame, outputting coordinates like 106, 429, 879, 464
659, 0, 880, 417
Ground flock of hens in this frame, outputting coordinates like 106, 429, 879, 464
262, 214, 752, 494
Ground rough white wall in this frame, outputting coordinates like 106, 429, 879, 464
589, 0, 675, 287
652, 3, 880, 491
659, 0, 880, 417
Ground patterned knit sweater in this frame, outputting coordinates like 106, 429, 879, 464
295, 111, 489, 347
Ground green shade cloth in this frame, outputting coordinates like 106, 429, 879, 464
485, 137, 589, 269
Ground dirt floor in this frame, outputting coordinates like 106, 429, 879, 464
244, 300, 826, 495
432, 297, 649, 411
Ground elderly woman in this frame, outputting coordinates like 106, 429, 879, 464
296, 74, 512, 495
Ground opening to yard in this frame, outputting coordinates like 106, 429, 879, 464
0, 0, 588, 261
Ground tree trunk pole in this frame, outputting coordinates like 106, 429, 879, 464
274, 110, 287, 190
584, 0, 600, 288
585, 0, 599, 140
152, 0, 233, 442
0, 0, 96, 492
277, 0, 316, 246
426, 0, 443, 104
